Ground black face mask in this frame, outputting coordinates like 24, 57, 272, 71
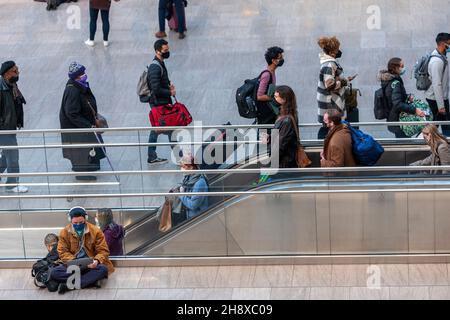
8, 76, 19, 83
162, 51, 170, 59
335, 50, 342, 59
277, 58, 285, 67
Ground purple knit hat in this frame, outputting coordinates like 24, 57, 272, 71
68, 62, 86, 80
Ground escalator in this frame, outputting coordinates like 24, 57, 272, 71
134, 173, 450, 257
125, 140, 433, 255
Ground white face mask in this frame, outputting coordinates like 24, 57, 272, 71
95, 217, 99, 227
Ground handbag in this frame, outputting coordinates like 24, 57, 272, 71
344, 84, 361, 113
87, 100, 109, 131
158, 198, 172, 232
288, 116, 312, 168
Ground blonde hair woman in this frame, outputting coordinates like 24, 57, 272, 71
411, 125, 450, 173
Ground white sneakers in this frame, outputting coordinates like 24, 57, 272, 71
6, 185, 29, 193
84, 39, 95, 47
85, 40, 109, 47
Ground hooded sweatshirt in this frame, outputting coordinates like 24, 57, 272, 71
317, 53, 346, 123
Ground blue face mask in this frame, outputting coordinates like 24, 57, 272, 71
399, 68, 406, 76
446, 46, 450, 54
73, 223, 85, 236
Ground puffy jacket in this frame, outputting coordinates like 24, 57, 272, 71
58, 222, 114, 275
147, 57, 172, 106
103, 223, 124, 256
0, 77, 23, 130
378, 71, 416, 134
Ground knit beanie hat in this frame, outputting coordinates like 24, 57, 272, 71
68, 62, 86, 80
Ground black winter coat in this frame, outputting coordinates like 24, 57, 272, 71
0, 77, 24, 130
147, 57, 172, 106
274, 116, 298, 168
379, 71, 416, 135
59, 79, 105, 171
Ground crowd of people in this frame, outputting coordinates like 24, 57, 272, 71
4, 4, 449, 294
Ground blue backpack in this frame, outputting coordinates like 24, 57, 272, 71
342, 121, 384, 166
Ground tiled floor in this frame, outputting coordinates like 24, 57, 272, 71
2, 264, 450, 300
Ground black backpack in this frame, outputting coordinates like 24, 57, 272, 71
31, 247, 60, 292
373, 83, 390, 120
236, 70, 272, 119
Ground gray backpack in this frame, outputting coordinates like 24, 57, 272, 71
414, 53, 447, 91
137, 60, 163, 103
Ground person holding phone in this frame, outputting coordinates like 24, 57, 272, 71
316, 36, 357, 139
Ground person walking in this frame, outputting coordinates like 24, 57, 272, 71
146, 39, 179, 165
255, 46, 285, 125
59, 62, 106, 181
85, 0, 120, 47
155, 0, 187, 40
425, 33, 450, 136
317, 36, 357, 139
378, 57, 425, 138
0, 61, 28, 193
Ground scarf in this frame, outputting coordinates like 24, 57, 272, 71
181, 174, 207, 190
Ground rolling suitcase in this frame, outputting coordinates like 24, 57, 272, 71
168, 3, 187, 32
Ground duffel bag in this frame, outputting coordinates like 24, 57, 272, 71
149, 101, 193, 128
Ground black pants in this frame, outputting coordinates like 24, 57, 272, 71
427, 99, 450, 136
158, 0, 186, 33
89, 8, 110, 41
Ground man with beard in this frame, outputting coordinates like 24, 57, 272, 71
0, 61, 28, 193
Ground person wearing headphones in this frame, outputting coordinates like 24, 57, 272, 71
50, 206, 114, 294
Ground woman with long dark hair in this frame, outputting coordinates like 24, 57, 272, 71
272, 85, 300, 168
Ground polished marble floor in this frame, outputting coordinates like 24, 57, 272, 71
2, 264, 450, 300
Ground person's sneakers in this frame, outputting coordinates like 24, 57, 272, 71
93, 280, 102, 289
6, 185, 28, 193
57, 283, 70, 295
147, 157, 168, 165
103, 41, 109, 47
178, 32, 186, 39
75, 175, 97, 181
84, 39, 95, 47
155, 31, 167, 38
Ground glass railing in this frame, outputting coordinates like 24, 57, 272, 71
1, 121, 449, 260
2, 166, 450, 260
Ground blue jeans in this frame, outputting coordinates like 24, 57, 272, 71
89, 8, 110, 41
158, 0, 186, 33
0, 134, 19, 187
51, 264, 108, 289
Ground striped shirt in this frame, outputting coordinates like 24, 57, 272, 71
317, 53, 346, 123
